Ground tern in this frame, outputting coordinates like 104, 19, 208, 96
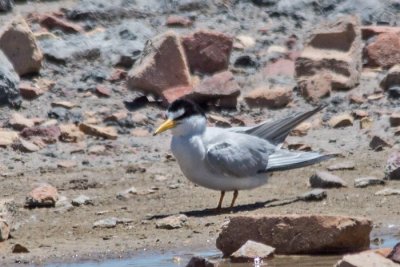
154, 99, 332, 210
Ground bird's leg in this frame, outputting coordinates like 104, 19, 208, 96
230, 190, 239, 208
216, 191, 225, 210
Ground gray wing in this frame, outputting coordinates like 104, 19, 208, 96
229, 105, 326, 145
205, 133, 274, 178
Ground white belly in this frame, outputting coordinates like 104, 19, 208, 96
171, 136, 269, 191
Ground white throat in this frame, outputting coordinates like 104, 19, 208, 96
171, 115, 206, 137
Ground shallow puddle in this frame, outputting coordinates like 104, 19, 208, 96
46, 227, 399, 267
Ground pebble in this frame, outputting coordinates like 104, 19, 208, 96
230, 240, 275, 262
156, 214, 188, 229
71, 195, 93, 206
93, 217, 118, 229
354, 177, 385, 188
116, 187, 137, 200
309, 171, 347, 188
327, 161, 355, 171
375, 188, 400, 196
298, 189, 327, 201
12, 244, 29, 253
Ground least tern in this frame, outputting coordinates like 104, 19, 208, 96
154, 99, 332, 210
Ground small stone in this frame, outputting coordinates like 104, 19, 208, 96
388, 242, 400, 264
298, 74, 332, 103
349, 94, 366, 104
328, 114, 354, 128
327, 161, 355, 171
20, 125, 61, 144
335, 251, 399, 267
354, 177, 385, 188
166, 15, 192, 27
25, 184, 59, 208
71, 195, 93, 206
59, 124, 84, 143
230, 240, 275, 262
352, 110, 368, 119
182, 30, 233, 74
108, 68, 127, 81
375, 188, 400, 196
116, 187, 137, 200
8, 113, 34, 130
19, 82, 43, 99
290, 122, 312, 137
12, 244, 29, 253
39, 14, 84, 34
13, 138, 40, 152
104, 111, 128, 122
390, 113, 400, 127
367, 93, 384, 101
384, 152, 400, 180
245, 86, 292, 109
309, 171, 347, 188
156, 214, 188, 229
79, 123, 117, 140
51, 101, 77, 109
298, 189, 327, 201
95, 85, 111, 97
369, 135, 392, 151
93, 217, 118, 229
57, 160, 77, 169
88, 145, 106, 155
0, 219, 10, 241
0, 16, 43, 76
234, 35, 256, 49
360, 117, 373, 129
0, 130, 19, 146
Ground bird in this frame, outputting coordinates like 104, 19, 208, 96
153, 98, 333, 210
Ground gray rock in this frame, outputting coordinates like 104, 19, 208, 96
384, 151, 400, 180
0, 50, 20, 107
230, 240, 275, 262
327, 161, 355, 171
116, 187, 137, 200
354, 177, 385, 188
93, 217, 118, 228
0, 219, 10, 241
309, 171, 347, 188
71, 195, 93, 206
375, 188, 400, 196
298, 189, 327, 201
156, 214, 188, 229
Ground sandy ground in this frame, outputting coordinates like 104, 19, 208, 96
0, 128, 399, 266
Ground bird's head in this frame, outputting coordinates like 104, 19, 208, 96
153, 99, 206, 137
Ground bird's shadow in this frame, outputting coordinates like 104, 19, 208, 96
147, 197, 299, 220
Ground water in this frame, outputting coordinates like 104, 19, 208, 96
46, 228, 400, 267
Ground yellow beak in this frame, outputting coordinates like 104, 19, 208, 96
153, 119, 177, 135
